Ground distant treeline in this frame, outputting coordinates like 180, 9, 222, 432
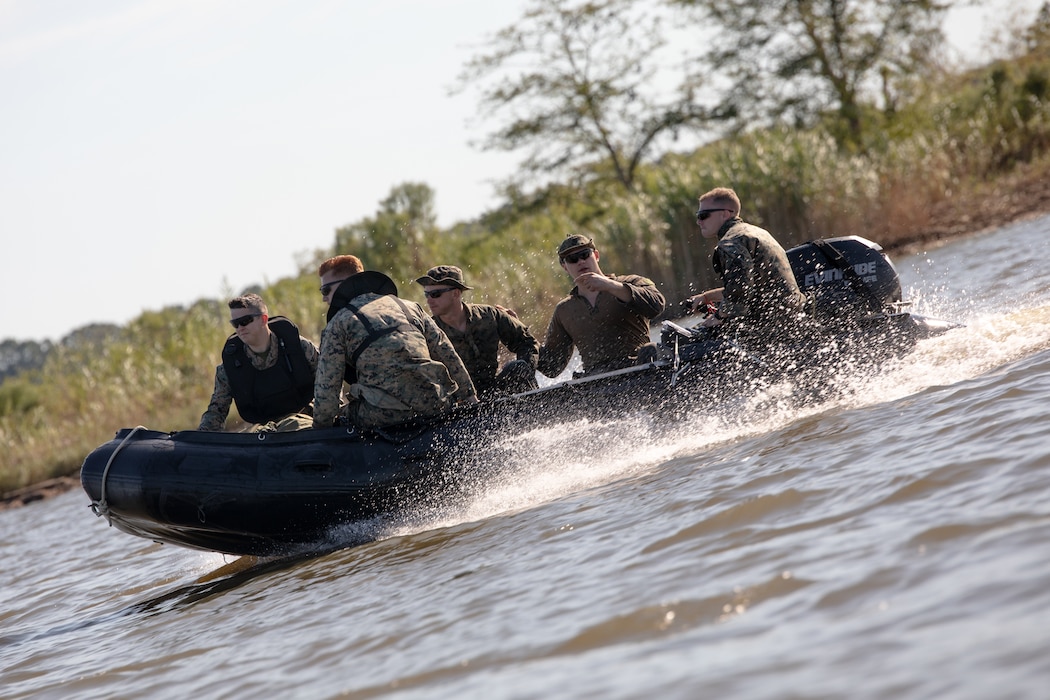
0, 325, 125, 383
2, 5, 1050, 494
1, 340, 51, 383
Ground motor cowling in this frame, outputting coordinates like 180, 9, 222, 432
786, 235, 902, 319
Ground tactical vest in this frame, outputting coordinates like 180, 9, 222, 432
222, 316, 314, 424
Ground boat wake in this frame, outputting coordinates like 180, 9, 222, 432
360, 303, 1050, 549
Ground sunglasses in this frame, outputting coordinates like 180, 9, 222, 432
561, 249, 593, 264
319, 278, 349, 297
229, 313, 261, 329
696, 208, 732, 221
423, 288, 456, 299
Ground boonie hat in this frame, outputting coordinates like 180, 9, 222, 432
557, 234, 596, 259
414, 265, 472, 290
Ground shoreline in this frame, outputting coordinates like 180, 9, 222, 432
886, 160, 1050, 257
1, 476, 81, 511
6, 174, 1050, 513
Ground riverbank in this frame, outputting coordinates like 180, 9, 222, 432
5, 164, 1050, 513
1, 476, 80, 510
890, 159, 1050, 255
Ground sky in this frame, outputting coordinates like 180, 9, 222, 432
1, 0, 1044, 343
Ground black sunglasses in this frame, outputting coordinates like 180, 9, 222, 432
423, 288, 456, 299
561, 249, 593, 264
229, 313, 261, 329
319, 278, 349, 297
696, 208, 732, 221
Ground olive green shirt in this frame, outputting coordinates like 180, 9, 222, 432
713, 218, 807, 329
538, 273, 665, 377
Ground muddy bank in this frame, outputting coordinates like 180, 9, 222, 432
889, 161, 1050, 255
1, 476, 80, 511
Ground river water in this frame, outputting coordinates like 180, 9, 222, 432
3, 216, 1050, 699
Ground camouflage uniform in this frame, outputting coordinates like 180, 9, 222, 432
433, 303, 539, 396
199, 336, 319, 432
313, 292, 476, 429
538, 274, 665, 377
712, 217, 807, 335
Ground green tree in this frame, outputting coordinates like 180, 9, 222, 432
1028, 2, 1050, 57
0, 339, 52, 382
674, 0, 955, 150
457, 0, 709, 193
334, 182, 440, 285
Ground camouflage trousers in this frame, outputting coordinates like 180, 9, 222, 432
347, 399, 447, 430
249, 412, 315, 433
483, 359, 539, 397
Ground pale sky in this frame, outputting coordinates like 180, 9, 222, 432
1, 0, 1041, 343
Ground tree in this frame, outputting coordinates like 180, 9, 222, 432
334, 182, 440, 284
456, 0, 709, 192
1027, 2, 1050, 57
673, 0, 955, 150
0, 339, 52, 382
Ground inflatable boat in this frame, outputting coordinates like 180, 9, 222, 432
81, 236, 959, 556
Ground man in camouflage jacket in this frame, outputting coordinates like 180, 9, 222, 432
415, 265, 539, 397
313, 265, 477, 430
199, 293, 318, 432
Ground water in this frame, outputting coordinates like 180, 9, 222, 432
3, 216, 1050, 699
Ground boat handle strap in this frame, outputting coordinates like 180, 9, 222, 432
89, 425, 147, 525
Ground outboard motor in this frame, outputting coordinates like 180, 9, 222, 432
786, 236, 902, 321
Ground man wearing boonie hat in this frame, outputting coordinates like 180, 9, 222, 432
415, 265, 539, 397
537, 235, 665, 378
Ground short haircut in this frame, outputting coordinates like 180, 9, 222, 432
319, 254, 364, 279
229, 293, 267, 316
699, 187, 741, 216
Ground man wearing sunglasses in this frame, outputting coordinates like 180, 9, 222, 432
198, 293, 319, 432
317, 254, 365, 306
538, 235, 665, 378
312, 256, 477, 430
686, 187, 807, 340
415, 265, 539, 397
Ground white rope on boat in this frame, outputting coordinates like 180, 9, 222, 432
89, 425, 147, 525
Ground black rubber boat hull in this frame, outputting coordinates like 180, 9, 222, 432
80, 235, 962, 556
80, 311, 946, 557
80, 420, 488, 556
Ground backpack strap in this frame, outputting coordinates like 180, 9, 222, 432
342, 297, 419, 383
